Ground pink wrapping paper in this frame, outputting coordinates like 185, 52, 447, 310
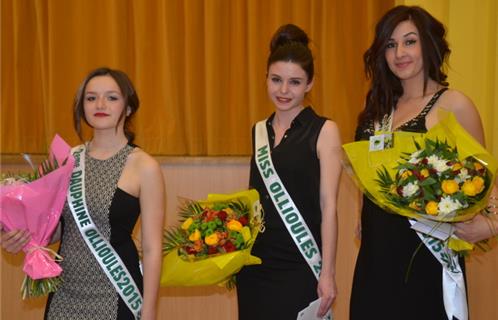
0, 135, 74, 279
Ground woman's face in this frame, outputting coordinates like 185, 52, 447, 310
385, 20, 424, 82
83, 75, 127, 132
267, 61, 313, 112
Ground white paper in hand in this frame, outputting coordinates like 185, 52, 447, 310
410, 218, 454, 241
297, 297, 333, 320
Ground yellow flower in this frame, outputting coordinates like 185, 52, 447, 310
205, 233, 219, 246
390, 184, 398, 195
420, 169, 430, 178
181, 217, 193, 230
474, 162, 484, 171
441, 180, 459, 195
241, 226, 251, 243
462, 180, 478, 196
400, 170, 412, 180
227, 219, 243, 232
425, 201, 439, 215
409, 201, 421, 210
223, 207, 235, 217
452, 163, 462, 171
472, 176, 485, 194
189, 229, 201, 241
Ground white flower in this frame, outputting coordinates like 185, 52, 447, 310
427, 155, 450, 174
402, 182, 419, 197
438, 196, 463, 215
408, 150, 423, 164
455, 168, 470, 183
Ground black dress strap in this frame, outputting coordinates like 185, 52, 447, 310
396, 87, 448, 133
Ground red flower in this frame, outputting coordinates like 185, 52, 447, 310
201, 210, 208, 219
223, 241, 236, 253
208, 246, 218, 255
217, 210, 228, 221
238, 216, 249, 226
186, 246, 197, 255
397, 186, 403, 196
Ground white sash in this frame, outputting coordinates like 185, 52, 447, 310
254, 121, 322, 279
409, 220, 468, 320
67, 145, 143, 319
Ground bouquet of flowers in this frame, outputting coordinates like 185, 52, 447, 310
376, 138, 491, 221
0, 135, 75, 298
161, 189, 263, 287
343, 111, 497, 250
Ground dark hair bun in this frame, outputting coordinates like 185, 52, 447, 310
270, 24, 309, 53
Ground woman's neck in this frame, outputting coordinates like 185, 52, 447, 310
400, 78, 441, 100
88, 130, 129, 159
274, 106, 304, 130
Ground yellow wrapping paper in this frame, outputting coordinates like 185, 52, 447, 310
343, 111, 497, 250
160, 189, 262, 287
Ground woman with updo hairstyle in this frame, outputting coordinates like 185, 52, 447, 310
236, 24, 341, 319
350, 6, 496, 320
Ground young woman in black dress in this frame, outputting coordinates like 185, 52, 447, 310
350, 6, 496, 320
237, 24, 341, 319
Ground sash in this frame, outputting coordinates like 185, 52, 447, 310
67, 145, 143, 319
254, 120, 322, 279
409, 220, 468, 320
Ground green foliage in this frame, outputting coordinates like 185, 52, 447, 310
21, 275, 62, 299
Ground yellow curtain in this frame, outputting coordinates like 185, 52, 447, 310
396, 0, 498, 158
1, 0, 393, 156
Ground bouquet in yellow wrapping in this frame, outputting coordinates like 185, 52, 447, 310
161, 189, 263, 287
343, 111, 497, 250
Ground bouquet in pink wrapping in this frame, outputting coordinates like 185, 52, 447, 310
0, 134, 74, 298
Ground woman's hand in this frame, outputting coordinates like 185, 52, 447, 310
454, 213, 497, 243
317, 273, 337, 318
0, 227, 30, 253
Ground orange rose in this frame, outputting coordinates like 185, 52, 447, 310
474, 162, 484, 171
205, 233, 220, 246
400, 170, 413, 180
227, 219, 243, 231
189, 229, 201, 241
472, 176, 485, 194
462, 180, 478, 196
420, 169, 430, 178
425, 201, 439, 215
181, 217, 193, 230
441, 180, 459, 195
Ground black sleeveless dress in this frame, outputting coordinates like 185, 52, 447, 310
45, 144, 143, 320
237, 107, 327, 320
350, 88, 466, 320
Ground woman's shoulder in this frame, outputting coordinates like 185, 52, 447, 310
128, 147, 162, 176
318, 120, 341, 145
438, 88, 477, 113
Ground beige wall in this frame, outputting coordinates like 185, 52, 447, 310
1, 157, 497, 319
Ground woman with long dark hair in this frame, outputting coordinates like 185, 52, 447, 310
350, 6, 496, 320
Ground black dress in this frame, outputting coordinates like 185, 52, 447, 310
237, 107, 327, 320
45, 145, 143, 320
350, 88, 466, 320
